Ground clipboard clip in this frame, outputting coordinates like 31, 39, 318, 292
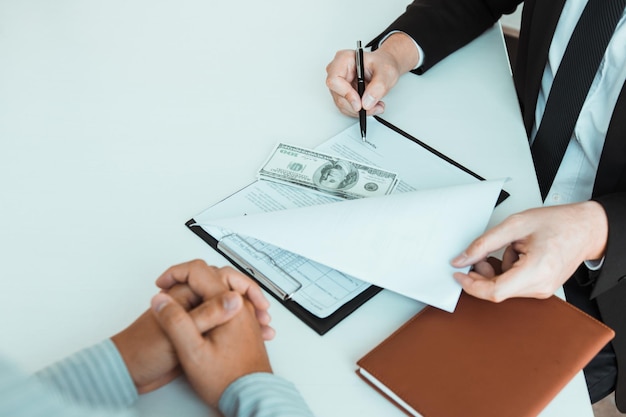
217, 234, 303, 301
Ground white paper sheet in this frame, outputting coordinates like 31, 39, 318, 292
202, 179, 504, 312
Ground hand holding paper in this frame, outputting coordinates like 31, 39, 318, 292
452, 200, 608, 302
202, 179, 504, 312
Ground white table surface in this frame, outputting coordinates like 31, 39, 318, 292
0, 1, 593, 416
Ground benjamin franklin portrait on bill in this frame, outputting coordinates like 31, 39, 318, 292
312, 160, 359, 191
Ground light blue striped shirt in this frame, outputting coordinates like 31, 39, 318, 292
0, 339, 314, 417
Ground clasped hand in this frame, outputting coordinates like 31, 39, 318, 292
112, 260, 273, 406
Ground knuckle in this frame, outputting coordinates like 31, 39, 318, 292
222, 265, 248, 280
325, 75, 333, 89
487, 284, 507, 303
168, 286, 194, 309
160, 305, 186, 327
326, 76, 345, 94
506, 213, 525, 229
219, 265, 235, 275
189, 259, 208, 268
471, 235, 489, 253
189, 261, 216, 280
488, 292, 506, 303
334, 49, 350, 60
195, 301, 218, 321
216, 266, 232, 281
535, 290, 553, 299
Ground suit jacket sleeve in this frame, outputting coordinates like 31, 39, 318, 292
591, 192, 626, 412
369, 0, 520, 73
591, 193, 626, 298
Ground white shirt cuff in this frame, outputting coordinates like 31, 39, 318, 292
378, 30, 424, 70
584, 257, 605, 271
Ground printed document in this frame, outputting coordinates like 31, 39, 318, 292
191, 119, 504, 315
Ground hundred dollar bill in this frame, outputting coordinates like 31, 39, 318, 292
258, 143, 399, 199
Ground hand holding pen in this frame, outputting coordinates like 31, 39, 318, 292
325, 33, 421, 120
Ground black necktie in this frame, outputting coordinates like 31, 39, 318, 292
530, 0, 626, 201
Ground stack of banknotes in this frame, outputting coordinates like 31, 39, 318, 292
258, 143, 399, 199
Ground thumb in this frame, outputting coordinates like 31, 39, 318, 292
361, 66, 397, 111
189, 291, 244, 334
150, 292, 242, 361
361, 82, 386, 112
151, 293, 204, 358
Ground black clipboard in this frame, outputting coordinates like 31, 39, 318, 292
185, 116, 509, 335
374, 116, 510, 205
185, 219, 383, 335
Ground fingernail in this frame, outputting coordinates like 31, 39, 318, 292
351, 100, 361, 112
451, 253, 468, 266
151, 293, 169, 312
362, 94, 376, 110
223, 293, 241, 312
452, 272, 467, 283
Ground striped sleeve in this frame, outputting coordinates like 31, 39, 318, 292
34, 339, 138, 409
218, 373, 315, 417
0, 353, 135, 417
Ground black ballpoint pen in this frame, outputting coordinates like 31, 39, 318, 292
356, 40, 366, 141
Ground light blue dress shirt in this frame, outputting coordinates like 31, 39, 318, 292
0, 339, 315, 417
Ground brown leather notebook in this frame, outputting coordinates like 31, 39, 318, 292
356, 292, 614, 417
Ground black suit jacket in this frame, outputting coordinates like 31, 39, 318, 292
371, 0, 626, 410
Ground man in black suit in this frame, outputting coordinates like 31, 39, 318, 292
326, 0, 626, 410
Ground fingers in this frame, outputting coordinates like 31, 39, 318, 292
454, 258, 555, 302
220, 266, 270, 314
453, 272, 520, 302
327, 33, 417, 118
151, 292, 205, 361
173, 287, 274, 340
451, 205, 604, 303
326, 49, 387, 117
454, 268, 536, 303
155, 260, 270, 319
188, 291, 244, 334
219, 269, 274, 339
485, 256, 503, 275
471, 260, 496, 278
326, 50, 360, 116
154, 296, 272, 407
151, 291, 243, 358
451, 214, 528, 268
501, 245, 520, 271
361, 78, 388, 112
453, 271, 502, 301
154, 261, 274, 341
155, 260, 222, 297
454, 266, 533, 302
166, 283, 202, 311
260, 324, 276, 341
